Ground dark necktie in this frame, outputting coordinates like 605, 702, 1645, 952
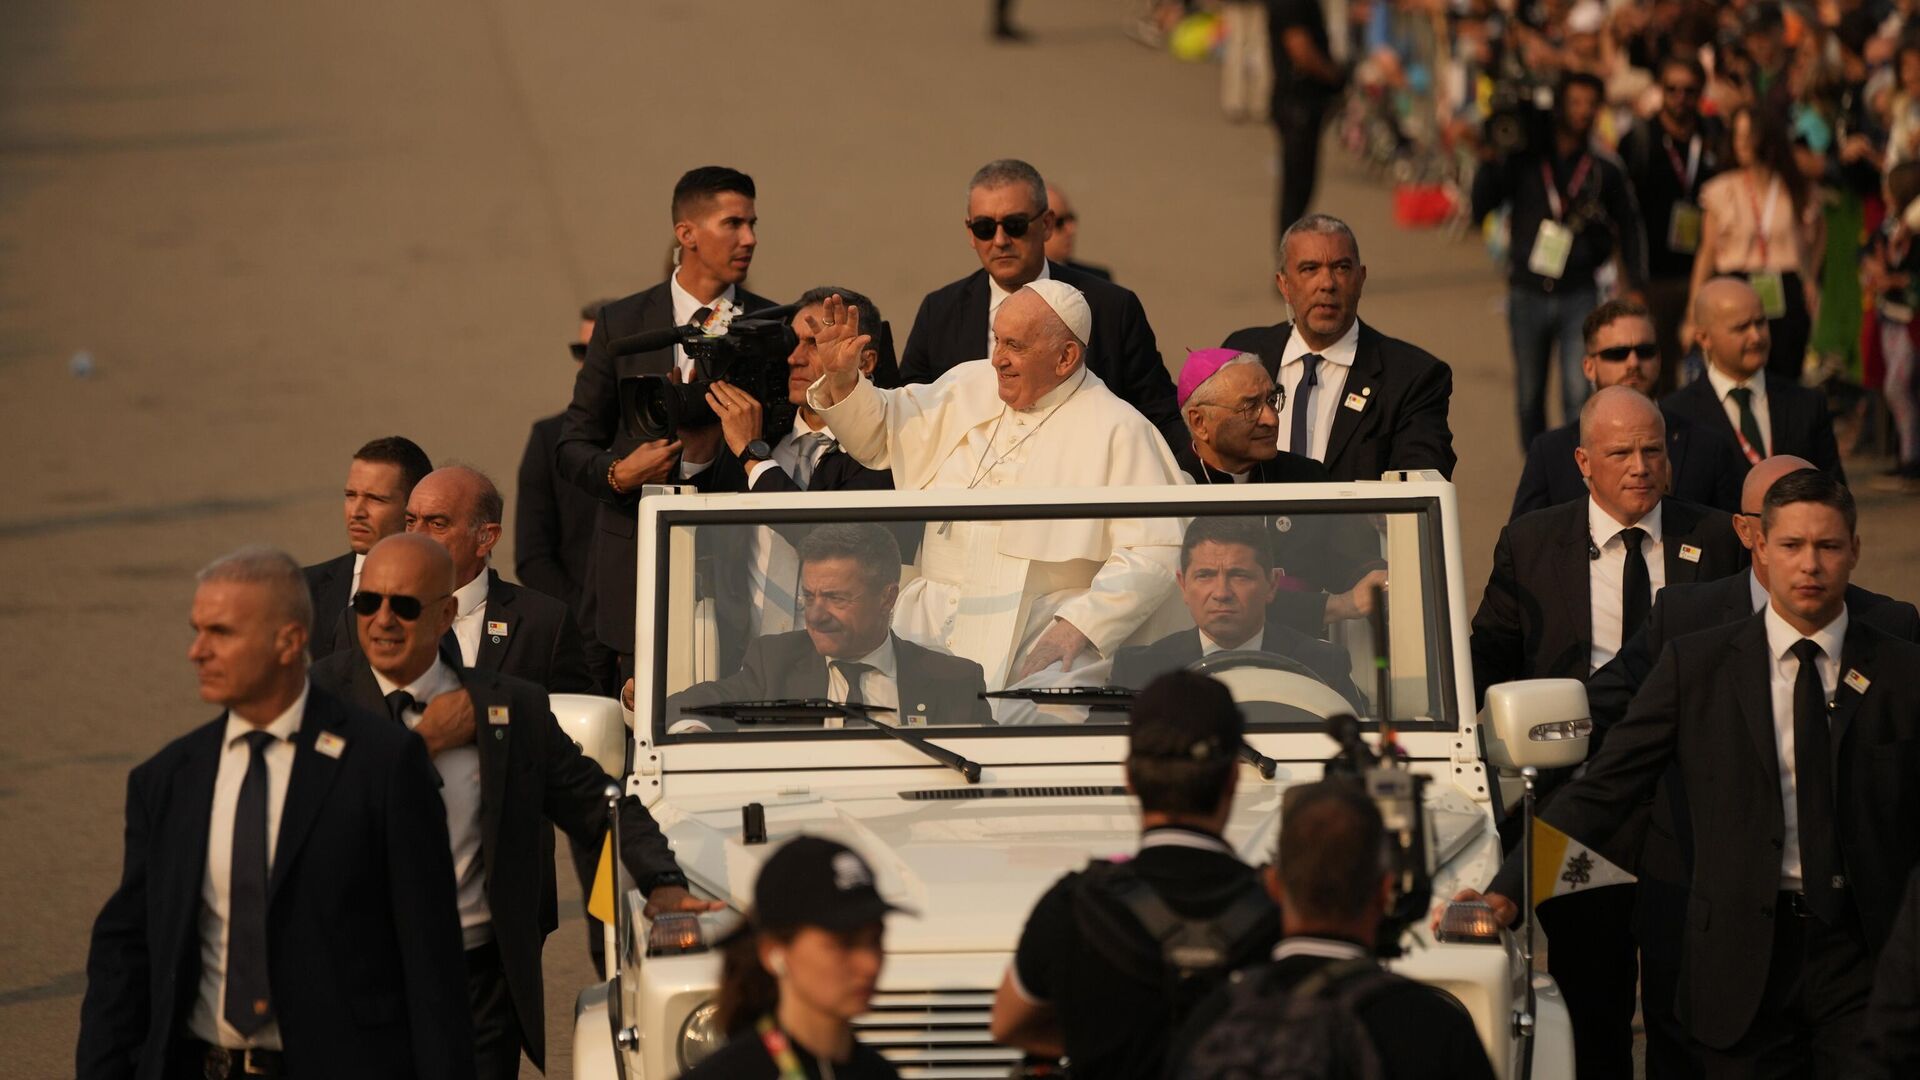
1289, 354, 1323, 457
1790, 639, 1843, 923
1728, 386, 1768, 464
1619, 527, 1651, 641
225, 729, 276, 1037
385, 690, 417, 729
832, 660, 874, 707
441, 627, 463, 666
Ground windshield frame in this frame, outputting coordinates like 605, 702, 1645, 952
637, 481, 1466, 750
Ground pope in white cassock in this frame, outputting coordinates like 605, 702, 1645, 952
804, 280, 1185, 689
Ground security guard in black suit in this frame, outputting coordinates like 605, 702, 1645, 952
302, 436, 433, 661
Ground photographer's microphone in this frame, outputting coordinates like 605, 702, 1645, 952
608, 325, 691, 357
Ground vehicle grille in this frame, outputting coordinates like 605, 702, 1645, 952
900, 785, 1125, 800
854, 988, 1023, 1078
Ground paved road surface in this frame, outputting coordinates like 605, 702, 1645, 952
4, 2, 1915, 1076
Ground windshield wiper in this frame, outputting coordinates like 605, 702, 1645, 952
979, 686, 1277, 779
679, 699, 982, 783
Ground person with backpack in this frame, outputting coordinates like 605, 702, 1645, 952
989, 670, 1280, 1079
1172, 779, 1495, 1080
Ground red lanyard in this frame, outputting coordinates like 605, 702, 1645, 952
1745, 172, 1781, 265
1663, 133, 1701, 190
1542, 155, 1594, 222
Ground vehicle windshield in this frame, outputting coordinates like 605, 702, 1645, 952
645, 492, 1458, 739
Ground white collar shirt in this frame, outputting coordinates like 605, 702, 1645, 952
449, 569, 491, 668
350, 552, 366, 596
1139, 826, 1236, 857
373, 658, 491, 947
1587, 498, 1667, 672
986, 261, 1051, 358
1199, 628, 1265, 655
1763, 603, 1848, 891
826, 635, 900, 719
1705, 363, 1772, 458
1272, 935, 1371, 963
188, 685, 308, 1049
668, 272, 738, 381
1275, 319, 1360, 461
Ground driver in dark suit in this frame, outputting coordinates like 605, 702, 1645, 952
1113, 517, 1364, 711
666, 523, 992, 729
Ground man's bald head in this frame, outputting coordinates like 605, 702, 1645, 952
1693, 277, 1771, 380
1734, 454, 1816, 556
356, 533, 457, 684
1575, 387, 1670, 525
362, 532, 456, 598
1578, 385, 1666, 448
406, 465, 503, 588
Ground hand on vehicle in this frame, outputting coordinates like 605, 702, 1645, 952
706, 380, 765, 458
644, 884, 727, 919
621, 678, 635, 711
1014, 618, 1093, 681
415, 689, 477, 757
1327, 569, 1390, 622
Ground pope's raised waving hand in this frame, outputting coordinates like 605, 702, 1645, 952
807, 292, 873, 409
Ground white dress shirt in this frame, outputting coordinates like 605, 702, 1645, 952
986, 261, 1051, 357
668, 272, 738, 381
1271, 935, 1370, 963
188, 686, 308, 1049
1763, 602, 1847, 891
1587, 498, 1667, 672
1200, 628, 1265, 655
1275, 318, 1360, 461
745, 415, 838, 637
826, 635, 901, 719
374, 658, 492, 948
1704, 363, 1772, 458
350, 552, 366, 596
449, 569, 491, 668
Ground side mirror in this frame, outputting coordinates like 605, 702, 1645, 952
551, 693, 630, 779
1479, 679, 1592, 772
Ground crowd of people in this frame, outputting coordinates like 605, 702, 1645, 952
66, 76, 1920, 1080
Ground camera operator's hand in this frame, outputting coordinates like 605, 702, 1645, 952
706, 380, 765, 460
807, 293, 872, 409
613, 439, 684, 493
679, 421, 724, 468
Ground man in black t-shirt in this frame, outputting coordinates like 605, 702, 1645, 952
1265, 0, 1346, 239
989, 672, 1280, 1079
1171, 781, 1495, 1080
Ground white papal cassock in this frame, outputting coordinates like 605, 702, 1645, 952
812, 360, 1185, 688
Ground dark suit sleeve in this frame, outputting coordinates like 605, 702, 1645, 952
663, 636, 777, 716
1585, 600, 1663, 741
1110, 290, 1180, 439
1805, 402, 1847, 485
749, 464, 804, 493
1868, 867, 1920, 1079
898, 292, 940, 386
1510, 433, 1556, 521
557, 315, 627, 507
515, 423, 576, 603
547, 606, 593, 695
1468, 525, 1525, 709
528, 688, 685, 892
1702, 429, 1746, 515
1388, 352, 1456, 478
386, 733, 479, 1080
77, 768, 153, 1080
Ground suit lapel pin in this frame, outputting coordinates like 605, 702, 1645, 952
487, 705, 510, 725
1342, 392, 1367, 413
494, 729, 506, 741
315, 731, 347, 759
1678, 544, 1702, 563
1844, 669, 1870, 694
486, 620, 508, 644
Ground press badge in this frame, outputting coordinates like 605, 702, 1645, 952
1528, 220, 1574, 280
1750, 271, 1788, 319
1667, 201, 1702, 254
487, 705, 510, 726
1678, 544, 1702, 563
1845, 669, 1871, 694
315, 731, 347, 759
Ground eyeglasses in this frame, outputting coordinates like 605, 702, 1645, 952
966, 213, 1041, 241
1593, 343, 1660, 362
350, 590, 449, 621
1195, 388, 1286, 420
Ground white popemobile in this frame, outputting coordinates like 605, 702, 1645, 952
559, 476, 1584, 1079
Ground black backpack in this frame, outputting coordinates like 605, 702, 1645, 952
1181, 957, 1401, 1080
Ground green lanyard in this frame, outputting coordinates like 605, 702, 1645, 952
757, 1015, 837, 1080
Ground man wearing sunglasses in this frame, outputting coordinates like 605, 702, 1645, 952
515, 298, 613, 619
311, 534, 713, 1080
303, 436, 434, 662
1618, 56, 1721, 393
898, 159, 1181, 446
1510, 298, 1746, 519
1042, 182, 1111, 282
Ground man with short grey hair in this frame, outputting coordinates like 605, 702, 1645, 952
1221, 213, 1455, 482
899, 157, 1180, 443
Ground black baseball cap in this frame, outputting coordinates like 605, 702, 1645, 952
1127, 670, 1244, 764
755, 836, 913, 931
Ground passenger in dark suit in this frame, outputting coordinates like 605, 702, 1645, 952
302, 436, 433, 661
557, 166, 775, 671
1467, 471, 1920, 1076
665, 524, 991, 730
1510, 298, 1745, 518
1220, 215, 1455, 482
514, 299, 612, 614
897, 159, 1179, 443
1661, 277, 1845, 481
1171, 348, 1388, 638
1582, 458, 1918, 1079
310, 535, 715, 1080
79, 547, 472, 1080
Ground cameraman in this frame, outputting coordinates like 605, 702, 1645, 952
1471, 72, 1648, 451
557, 166, 775, 677
989, 671, 1279, 1079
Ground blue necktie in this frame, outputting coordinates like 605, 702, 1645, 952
1290, 354, 1323, 456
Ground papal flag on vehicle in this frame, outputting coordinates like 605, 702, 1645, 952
587, 832, 616, 925
1531, 818, 1635, 907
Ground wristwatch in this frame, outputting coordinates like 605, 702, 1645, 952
739, 439, 774, 466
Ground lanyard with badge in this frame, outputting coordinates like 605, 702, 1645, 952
1664, 133, 1704, 254
1528, 155, 1592, 281
758, 1015, 835, 1080
1745, 173, 1789, 319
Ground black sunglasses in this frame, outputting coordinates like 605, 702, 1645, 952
350, 590, 448, 621
568, 342, 588, 361
966, 213, 1041, 241
1593, 343, 1660, 362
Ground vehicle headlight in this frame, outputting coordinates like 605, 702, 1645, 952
1433, 899, 1504, 944
677, 999, 724, 1070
